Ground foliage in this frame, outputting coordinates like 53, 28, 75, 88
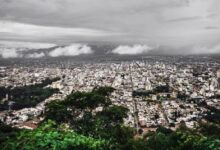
91, 106, 131, 140
197, 122, 220, 138
0, 77, 60, 110
45, 86, 115, 125
9, 86, 59, 109
0, 86, 9, 100
124, 125, 220, 150
204, 105, 220, 124
39, 77, 60, 88
64, 91, 111, 110
0, 120, 19, 144
45, 86, 132, 148
44, 100, 72, 124
44, 86, 220, 149
132, 90, 153, 97
2, 120, 220, 150
177, 92, 189, 101
92, 86, 115, 97
1, 86, 220, 150
132, 84, 169, 98
1, 120, 108, 150
153, 84, 170, 93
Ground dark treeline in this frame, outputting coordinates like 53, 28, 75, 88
0, 77, 60, 110
0, 86, 220, 150
133, 84, 170, 97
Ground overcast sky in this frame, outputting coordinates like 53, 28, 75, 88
0, 0, 220, 53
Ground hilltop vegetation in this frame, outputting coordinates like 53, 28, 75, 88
0, 77, 60, 110
0, 86, 220, 150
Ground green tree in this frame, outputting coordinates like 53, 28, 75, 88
45, 86, 133, 148
1, 120, 108, 150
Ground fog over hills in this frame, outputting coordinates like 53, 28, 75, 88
0, 40, 220, 59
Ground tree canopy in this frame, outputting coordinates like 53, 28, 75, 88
0, 86, 220, 150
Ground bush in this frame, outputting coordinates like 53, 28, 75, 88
1, 120, 109, 150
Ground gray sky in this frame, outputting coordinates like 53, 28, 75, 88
0, 0, 220, 53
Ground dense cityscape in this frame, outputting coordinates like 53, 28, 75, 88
0, 56, 219, 132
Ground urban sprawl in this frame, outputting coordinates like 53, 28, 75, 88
0, 57, 219, 132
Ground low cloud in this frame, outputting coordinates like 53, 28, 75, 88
0, 40, 56, 58
48, 44, 93, 57
26, 52, 45, 58
0, 48, 21, 58
0, 41, 93, 58
111, 45, 153, 55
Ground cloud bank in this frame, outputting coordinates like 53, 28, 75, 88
192, 45, 220, 54
0, 41, 94, 58
1, 0, 220, 50
0, 21, 116, 39
0, 48, 20, 58
111, 45, 152, 55
0, 41, 56, 58
26, 52, 45, 58
0, 40, 56, 49
48, 44, 93, 57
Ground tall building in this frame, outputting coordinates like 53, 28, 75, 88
217, 69, 220, 88
217, 69, 220, 78
145, 78, 152, 91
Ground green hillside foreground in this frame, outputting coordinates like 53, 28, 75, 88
0, 86, 220, 150
1, 120, 108, 150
